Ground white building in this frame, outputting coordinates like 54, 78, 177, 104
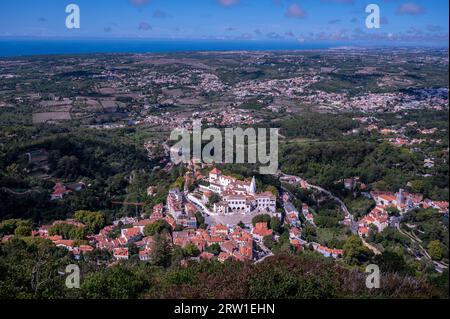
167, 188, 184, 218
208, 169, 276, 215
208, 168, 256, 195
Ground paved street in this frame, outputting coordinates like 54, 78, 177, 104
205, 209, 277, 226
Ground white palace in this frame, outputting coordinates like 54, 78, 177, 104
200, 168, 276, 215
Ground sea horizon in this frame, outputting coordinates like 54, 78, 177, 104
0, 38, 447, 58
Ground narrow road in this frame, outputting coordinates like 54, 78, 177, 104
397, 224, 432, 260
361, 238, 381, 255
1, 187, 43, 196
308, 184, 353, 222
280, 172, 381, 255
254, 242, 274, 264
397, 224, 448, 271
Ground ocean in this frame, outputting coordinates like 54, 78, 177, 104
0, 39, 334, 57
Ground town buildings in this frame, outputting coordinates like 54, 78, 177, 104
200, 168, 276, 215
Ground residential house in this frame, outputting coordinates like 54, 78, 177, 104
113, 248, 129, 260
252, 222, 273, 241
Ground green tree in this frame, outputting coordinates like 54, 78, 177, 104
386, 206, 400, 217
14, 225, 32, 237
144, 220, 172, 237
263, 235, 275, 250
343, 235, 372, 265
428, 240, 443, 261
56, 156, 80, 179
81, 266, 145, 299
151, 234, 173, 267
49, 223, 86, 240
209, 193, 221, 206
184, 243, 201, 258
195, 212, 206, 229
302, 224, 317, 242
270, 217, 282, 234
0, 238, 72, 299
0, 219, 32, 235
265, 185, 279, 197
171, 177, 184, 190
206, 243, 221, 256
373, 251, 409, 275
252, 214, 271, 227
74, 210, 105, 234
6, 163, 20, 177
171, 245, 185, 266
409, 179, 426, 193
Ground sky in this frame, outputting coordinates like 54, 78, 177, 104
0, 0, 448, 45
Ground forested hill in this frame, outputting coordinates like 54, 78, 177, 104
0, 126, 165, 222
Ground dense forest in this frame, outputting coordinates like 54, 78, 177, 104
0, 125, 180, 222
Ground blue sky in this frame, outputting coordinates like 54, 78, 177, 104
0, 0, 448, 45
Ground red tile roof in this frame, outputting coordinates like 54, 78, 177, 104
113, 248, 129, 258
253, 222, 273, 237
210, 168, 222, 175
55, 239, 75, 248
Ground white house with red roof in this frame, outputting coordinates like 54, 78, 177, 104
371, 189, 424, 212
290, 238, 303, 252
424, 200, 449, 214
210, 224, 229, 238
358, 206, 389, 232
72, 245, 94, 260
139, 247, 152, 261
315, 245, 344, 259
113, 247, 129, 260
358, 226, 370, 238
120, 227, 143, 244
305, 213, 315, 225
302, 203, 309, 215
252, 222, 273, 241
51, 183, 70, 200
55, 239, 75, 250
218, 251, 233, 263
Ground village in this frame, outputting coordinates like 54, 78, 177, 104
7, 162, 446, 270
2, 117, 448, 272
17, 167, 338, 264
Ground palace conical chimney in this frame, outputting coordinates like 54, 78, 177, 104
250, 176, 257, 195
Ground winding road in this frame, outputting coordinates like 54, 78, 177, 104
397, 223, 448, 272
278, 171, 450, 271
279, 172, 381, 255
1, 187, 43, 196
